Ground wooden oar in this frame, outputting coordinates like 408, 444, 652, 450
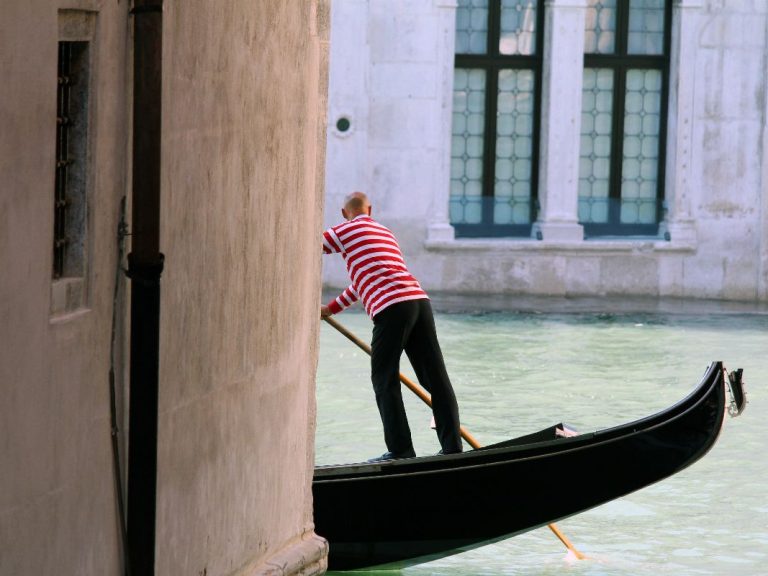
322, 314, 587, 560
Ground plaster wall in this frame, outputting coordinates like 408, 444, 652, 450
323, 0, 768, 303
1, 1, 330, 575
157, 2, 329, 575
0, 1, 129, 574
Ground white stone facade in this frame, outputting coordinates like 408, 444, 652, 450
324, 0, 768, 302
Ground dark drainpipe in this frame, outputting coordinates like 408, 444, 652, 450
127, 1, 164, 574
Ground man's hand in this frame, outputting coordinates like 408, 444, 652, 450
320, 305, 331, 319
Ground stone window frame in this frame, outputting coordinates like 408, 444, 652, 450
427, 0, 700, 252
51, 9, 97, 318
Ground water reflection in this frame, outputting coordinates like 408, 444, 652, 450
316, 301, 767, 575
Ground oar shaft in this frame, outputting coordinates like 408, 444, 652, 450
548, 524, 586, 560
322, 315, 584, 560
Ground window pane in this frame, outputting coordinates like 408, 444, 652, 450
499, 0, 537, 56
584, 0, 616, 54
451, 69, 486, 224
578, 68, 614, 223
494, 69, 534, 224
628, 0, 665, 55
456, 0, 488, 54
621, 69, 661, 224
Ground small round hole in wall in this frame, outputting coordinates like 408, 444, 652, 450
336, 117, 351, 133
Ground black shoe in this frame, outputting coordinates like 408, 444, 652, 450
437, 449, 463, 456
367, 449, 416, 463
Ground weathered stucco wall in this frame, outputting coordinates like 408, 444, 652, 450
324, 0, 768, 303
1, 1, 329, 575
157, 2, 329, 575
0, 0, 129, 573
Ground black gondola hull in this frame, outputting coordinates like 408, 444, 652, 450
313, 362, 740, 570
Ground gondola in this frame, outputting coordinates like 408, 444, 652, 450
313, 361, 746, 571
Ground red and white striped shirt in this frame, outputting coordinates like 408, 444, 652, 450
322, 215, 428, 318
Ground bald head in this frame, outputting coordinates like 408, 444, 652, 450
342, 191, 372, 220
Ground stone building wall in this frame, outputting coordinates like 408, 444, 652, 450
1, 1, 131, 573
323, 0, 768, 303
0, 1, 329, 575
157, 1, 329, 575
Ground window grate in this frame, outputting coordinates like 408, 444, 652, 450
54, 42, 73, 279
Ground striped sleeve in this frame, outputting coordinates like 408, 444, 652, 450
327, 285, 358, 315
322, 227, 344, 254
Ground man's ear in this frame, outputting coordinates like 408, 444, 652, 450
341, 208, 348, 220
367, 206, 372, 216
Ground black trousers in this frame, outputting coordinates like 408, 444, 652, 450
371, 298, 463, 455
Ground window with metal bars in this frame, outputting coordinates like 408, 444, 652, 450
578, 0, 671, 237
450, 0, 544, 238
54, 41, 89, 279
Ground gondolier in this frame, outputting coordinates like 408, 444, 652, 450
321, 191, 463, 462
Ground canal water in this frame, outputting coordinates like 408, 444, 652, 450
315, 296, 767, 576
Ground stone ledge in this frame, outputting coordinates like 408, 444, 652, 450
50, 277, 89, 319
424, 238, 696, 254
250, 532, 328, 576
